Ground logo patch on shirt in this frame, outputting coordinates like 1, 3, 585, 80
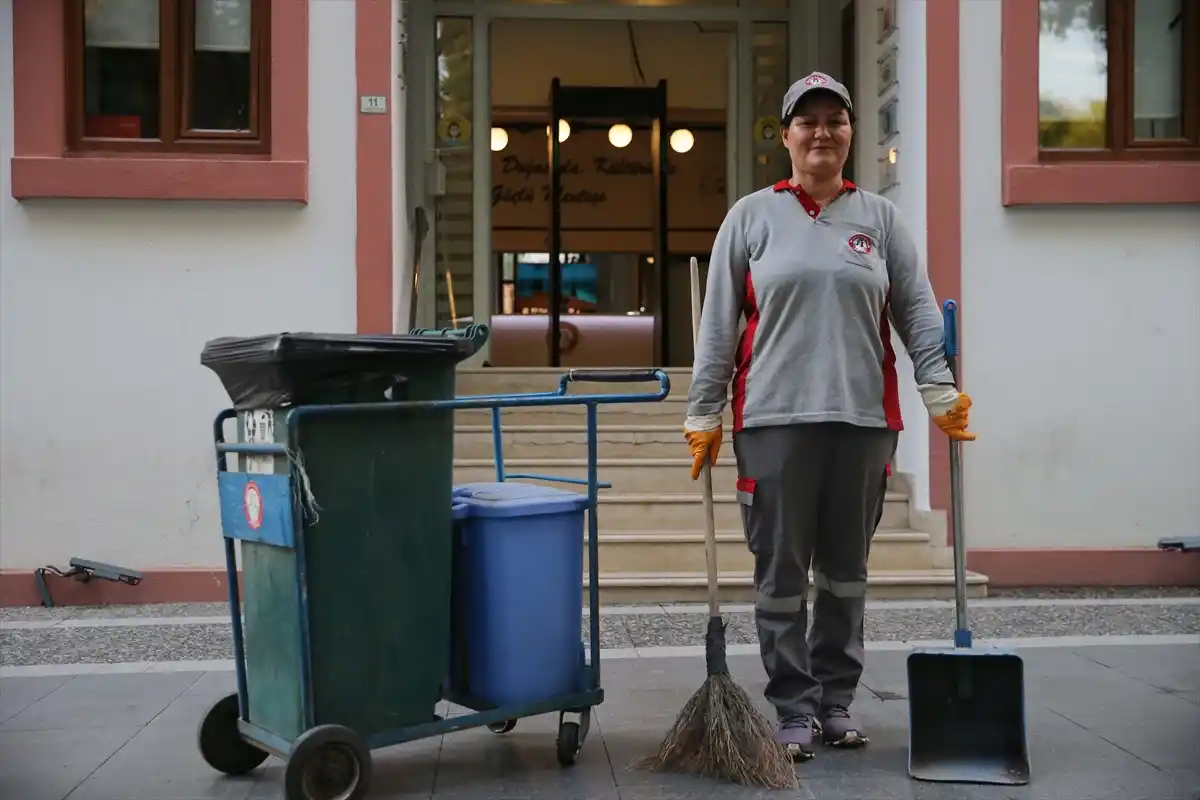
847, 233, 874, 255
805, 74, 829, 86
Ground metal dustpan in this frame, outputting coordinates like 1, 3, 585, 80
907, 300, 1031, 786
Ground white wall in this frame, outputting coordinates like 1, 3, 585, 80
960, 0, 1200, 548
0, 0, 359, 569
849, 0, 931, 507
890, 0, 930, 508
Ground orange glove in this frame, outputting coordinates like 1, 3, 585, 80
933, 393, 976, 442
684, 426, 723, 480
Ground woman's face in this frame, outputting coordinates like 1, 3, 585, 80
781, 93, 853, 178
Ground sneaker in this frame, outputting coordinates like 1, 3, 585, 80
777, 714, 816, 761
818, 704, 868, 747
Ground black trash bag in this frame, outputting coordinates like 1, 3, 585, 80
200, 327, 489, 410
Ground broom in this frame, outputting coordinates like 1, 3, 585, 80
631, 257, 798, 791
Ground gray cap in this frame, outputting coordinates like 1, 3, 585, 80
781, 72, 853, 118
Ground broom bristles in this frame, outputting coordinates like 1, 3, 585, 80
631, 672, 798, 790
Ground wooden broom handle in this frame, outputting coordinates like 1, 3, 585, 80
689, 257, 721, 619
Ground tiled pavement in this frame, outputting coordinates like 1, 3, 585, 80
2, 641, 1198, 799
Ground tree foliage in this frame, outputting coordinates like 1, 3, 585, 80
1039, 0, 1108, 45
436, 19, 473, 122
1039, 99, 1107, 148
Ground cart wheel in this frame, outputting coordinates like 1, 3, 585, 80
198, 693, 269, 776
284, 724, 372, 800
555, 721, 582, 767
487, 720, 517, 734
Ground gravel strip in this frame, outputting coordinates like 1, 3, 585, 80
0, 602, 200, 623
4, 587, 1199, 623
2, 604, 1196, 667
0, 625, 217, 666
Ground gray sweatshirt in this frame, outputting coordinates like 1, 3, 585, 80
688, 180, 953, 432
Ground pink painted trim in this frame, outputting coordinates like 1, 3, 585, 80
355, 0, 394, 333
0, 568, 240, 607
9, 0, 309, 202
10, 157, 306, 201
1005, 163, 1200, 206
969, 548, 1200, 588
925, 0, 960, 530
1001, 0, 1200, 206
5, 548, 1196, 606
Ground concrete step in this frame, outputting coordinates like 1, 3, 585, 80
595, 491, 909, 531
454, 397, 708, 427
456, 457, 739, 500
456, 367, 694, 398
451, 465, 911, 530
585, 569, 989, 604
586, 530, 936, 573
455, 425, 683, 460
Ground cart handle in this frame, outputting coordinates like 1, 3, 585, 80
566, 368, 662, 384
213, 368, 673, 443
559, 368, 671, 398
457, 369, 671, 405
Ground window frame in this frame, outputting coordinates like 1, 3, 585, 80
1038, 0, 1200, 162
1001, 0, 1200, 206
64, 0, 271, 155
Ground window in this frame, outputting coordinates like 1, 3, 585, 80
1038, 0, 1199, 157
66, 0, 269, 153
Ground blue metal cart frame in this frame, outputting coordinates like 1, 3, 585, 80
204, 367, 670, 798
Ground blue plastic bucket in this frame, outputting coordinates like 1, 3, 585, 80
447, 500, 471, 696
452, 481, 589, 707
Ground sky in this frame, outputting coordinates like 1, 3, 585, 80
1038, 26, 1107, 111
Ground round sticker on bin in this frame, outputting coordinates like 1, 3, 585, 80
243, 481, 264, 530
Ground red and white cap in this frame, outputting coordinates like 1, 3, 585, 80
781, 72, 854, 118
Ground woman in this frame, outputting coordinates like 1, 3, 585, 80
685, 72, 975, 761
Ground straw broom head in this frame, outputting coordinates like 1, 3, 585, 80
630, 618, 798, 790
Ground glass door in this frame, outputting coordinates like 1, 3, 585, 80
431, 16, 477, 331
408, 6, 492, 364
547, 80, 670, 367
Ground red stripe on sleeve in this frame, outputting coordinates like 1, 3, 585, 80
880, 292, 903, 431
731, 271, 759, 433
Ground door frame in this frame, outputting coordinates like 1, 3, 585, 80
408, 0, 807, 363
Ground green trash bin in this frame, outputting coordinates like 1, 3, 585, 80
198, 328, 487, 751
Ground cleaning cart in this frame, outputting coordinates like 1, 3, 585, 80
196, 328, 670, 800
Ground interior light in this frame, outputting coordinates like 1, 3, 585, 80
608, 123, 633, 148
669, 128, 695, 154
888, 147, 898, 164
490, 127, 509, 152
546, 119, 571, 143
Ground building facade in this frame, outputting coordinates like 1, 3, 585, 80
1, 0, 1197, 604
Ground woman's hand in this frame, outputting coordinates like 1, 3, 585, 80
684, 415, 724, 479
919, 385, 976, 442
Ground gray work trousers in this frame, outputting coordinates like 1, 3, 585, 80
733, 422, 897, 720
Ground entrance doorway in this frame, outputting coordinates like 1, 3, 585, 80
545, 80, 670, 369
408, 1, 796, 367
489, 20, 728, 368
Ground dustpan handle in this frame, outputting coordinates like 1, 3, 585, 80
943, 300, 970, 647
